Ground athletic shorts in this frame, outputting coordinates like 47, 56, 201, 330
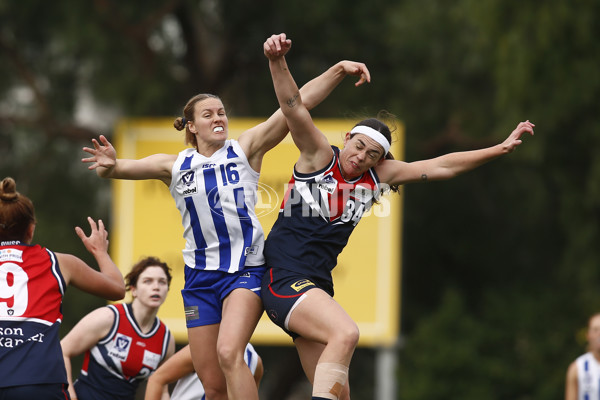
261, 267, 330, 339
0, 383, 71, 400
182, 264, 265, 328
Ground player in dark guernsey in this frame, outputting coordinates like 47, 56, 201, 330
262, 33, 535, 400
0, 177, 125, 400
61, 256, 175, 400
81, 53, 372, 400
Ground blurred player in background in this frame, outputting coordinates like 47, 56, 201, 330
61, 256, 175, 400
0, 176, 125, 399
145, 342, 262, 400
565, 313, 600, 400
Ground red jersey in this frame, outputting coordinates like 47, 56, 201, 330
0, 241, 67, 387
74, 303, 171, 400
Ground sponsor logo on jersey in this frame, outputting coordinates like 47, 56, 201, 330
201, 163, 216, 168
0, 248, 23, 262
109, 333, 132, 361
317, 174, 337, 195
290, 279, 315, 292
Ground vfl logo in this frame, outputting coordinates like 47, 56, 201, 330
108, 333, 132, 361
115, 336, 130, 351
180, 170, 197, 196
317, 174, 337, 195
290, 279, 315, 292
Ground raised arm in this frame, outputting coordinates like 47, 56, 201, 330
241, 33, 371, 172
263, 33, 336, 173
82, 135, 176, 185
375, 120, 535, 186
57, 217, 125, 300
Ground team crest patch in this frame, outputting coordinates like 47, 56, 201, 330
109, 333, 132, 361
180, 170, 198, 196
317, 174, 337, 195
290, 279, 315, 292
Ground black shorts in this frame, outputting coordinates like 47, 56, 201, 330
261, 267, 330, 339
0, 383, 71, 400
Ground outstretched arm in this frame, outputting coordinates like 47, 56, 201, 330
263, 33, 337, 173
241, 33, 370, 171
82, 135, 176, 185
376, 120, 535, 186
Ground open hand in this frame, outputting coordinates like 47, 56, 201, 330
82, 135, 117, 171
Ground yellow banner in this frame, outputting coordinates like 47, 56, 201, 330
112, 118, 403, 346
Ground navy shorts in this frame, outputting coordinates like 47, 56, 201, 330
0, 383, 71, 400
182, 264, 265, 328
261, 267, 329, 339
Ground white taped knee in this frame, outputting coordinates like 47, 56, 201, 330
313, 362, 349, 400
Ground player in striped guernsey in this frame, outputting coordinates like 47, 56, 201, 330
0, 177, 125, 399
61, 256, 175, 400
145, 343, 263, 400
263, 33, 535, 400
81, 48, 373, 400
566, 313, 600, 400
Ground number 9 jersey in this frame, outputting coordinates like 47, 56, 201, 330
0, 241, 68, 388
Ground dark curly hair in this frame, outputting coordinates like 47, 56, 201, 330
124, 256, 172, 291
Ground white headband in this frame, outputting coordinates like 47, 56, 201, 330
350, 125, 390, 155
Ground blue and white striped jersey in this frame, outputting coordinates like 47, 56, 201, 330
170, 140, 265, 273
170, 343, 259, 400
576, 352, 600, 400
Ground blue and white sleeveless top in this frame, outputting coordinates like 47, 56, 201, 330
170, 140, 265, 273
576, 352, 600, 400
170, 343, 259, 400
